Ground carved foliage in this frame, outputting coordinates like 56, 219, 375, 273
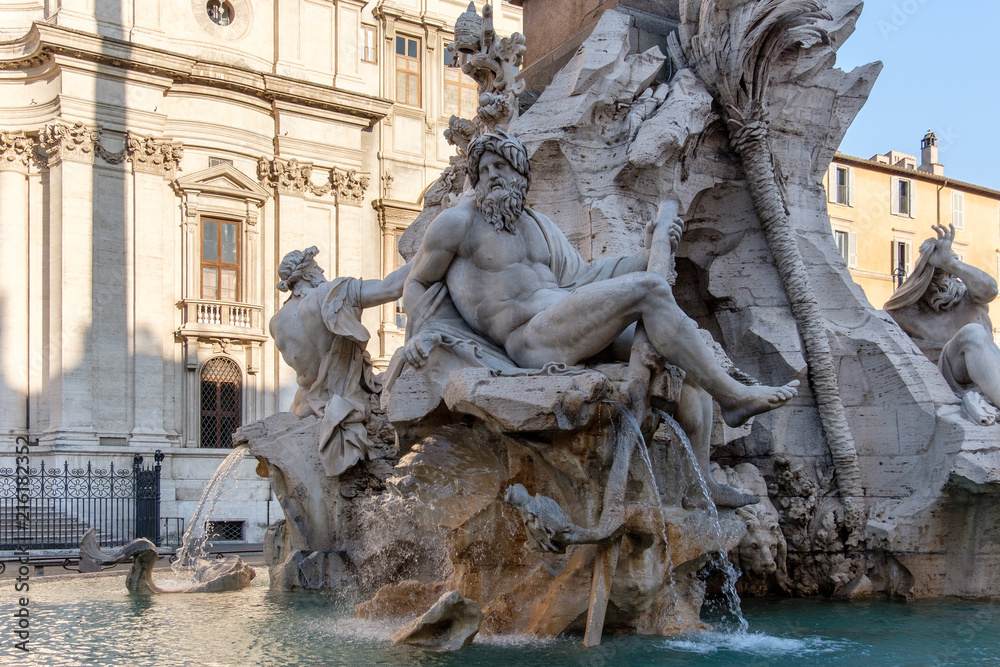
21, 123, 183, 173
257, 157, 320, 195
769, 457, 856, 597
40, 122, 99, 164
332, 169, 370, 204
0, 131, 34, 172
257, 156, 369, 203
127, 135, 184, 174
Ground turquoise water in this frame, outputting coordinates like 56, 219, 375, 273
6, 571, 999, 666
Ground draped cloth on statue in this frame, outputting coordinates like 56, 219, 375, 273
287, 276, 381, 477
383, 208, 638, 394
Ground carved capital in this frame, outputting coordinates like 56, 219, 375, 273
333, 168, 370, 205
258, 156, 319, 196
0, 131, 34, 173
127, 135, 184, 174
40, 122, 99, 165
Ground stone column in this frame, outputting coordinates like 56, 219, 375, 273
178, 189, 201, 447
128, 135, 183, 447
261, 157, 311, 412
0, 132, 33, 442
39, 122, 98, 446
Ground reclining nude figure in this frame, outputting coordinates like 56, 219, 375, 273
401, 130, 799, 505
886, 224, 1000, 424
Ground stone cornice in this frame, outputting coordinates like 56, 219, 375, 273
372, 198, 422, 229
257, 156, 370, 204
0, 24, 392, 125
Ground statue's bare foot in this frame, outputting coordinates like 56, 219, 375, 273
719, 380, 799, 428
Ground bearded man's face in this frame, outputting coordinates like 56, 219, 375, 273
474, 151, 528, 233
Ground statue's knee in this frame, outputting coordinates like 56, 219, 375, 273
636, 272, 674, 303
956, 323, 992, 349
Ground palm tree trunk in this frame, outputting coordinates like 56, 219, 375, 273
732, 124, 864, 535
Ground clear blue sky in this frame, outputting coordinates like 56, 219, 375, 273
834, 0, 1000, 189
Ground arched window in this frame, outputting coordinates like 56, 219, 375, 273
200, 357, 241, 448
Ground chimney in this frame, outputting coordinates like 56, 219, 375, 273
919, 129, 944, 176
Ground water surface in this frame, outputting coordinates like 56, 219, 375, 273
6, 573, 998, 666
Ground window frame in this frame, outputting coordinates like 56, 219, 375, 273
361, 24, 377, 64
199, 357, 242, 449
891, 176, 916, 218
443, 50, 479, 119
394, 35, 421, 107
394, 229, 407, 329
200, 216, 241, 302
830, 164, 854, 207
952, 190, 965, 230
833, 228, 858, 268
892, 239, 912, 289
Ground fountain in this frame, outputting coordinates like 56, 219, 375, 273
78, 445, 256, 594
224, 0, 1000, 656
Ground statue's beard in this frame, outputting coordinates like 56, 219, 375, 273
927, 273, 967, 311
475, 175, 527, 233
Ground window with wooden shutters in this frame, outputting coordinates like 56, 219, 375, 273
891, 177, 915, 218
952, 191, 964, 229
892, 240, 911, 289
831, 165, 854, 206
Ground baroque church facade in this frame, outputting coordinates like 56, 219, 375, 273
0, 0, 522, 543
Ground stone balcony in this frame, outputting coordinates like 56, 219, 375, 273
177, 299, 268, 342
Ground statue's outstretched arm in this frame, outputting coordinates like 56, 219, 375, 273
928, 224, 998, 304
359, 261, 411, 309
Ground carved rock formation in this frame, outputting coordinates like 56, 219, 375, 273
390, 590, 483, 651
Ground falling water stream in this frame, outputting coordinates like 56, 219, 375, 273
168, 444, 249, 582
656, 408, 749, 633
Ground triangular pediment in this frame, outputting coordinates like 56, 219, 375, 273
173, 164, 271, 203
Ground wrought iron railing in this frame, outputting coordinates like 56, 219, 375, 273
0, 449, 166, 550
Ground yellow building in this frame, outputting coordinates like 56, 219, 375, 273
825, 131, 1000, 337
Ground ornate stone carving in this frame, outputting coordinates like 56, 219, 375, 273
257, 156, 318, 195
668, 0, 865, 540
127, 135, 184, 174
332, 168, 370, 205
446, 2, 525, 130
39, 122, 99, 164
258, 157, 368, 201
0, 131, 34, 173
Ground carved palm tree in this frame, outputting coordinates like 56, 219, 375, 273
668, 0, 864, 536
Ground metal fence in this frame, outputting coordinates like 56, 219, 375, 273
0, 446, 170, 550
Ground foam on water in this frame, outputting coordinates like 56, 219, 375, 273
661, 631, 858, 657
477, 633, 565, 649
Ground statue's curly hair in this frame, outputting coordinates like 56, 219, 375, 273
277, 246, 325, 292
467, 129, 531, 190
